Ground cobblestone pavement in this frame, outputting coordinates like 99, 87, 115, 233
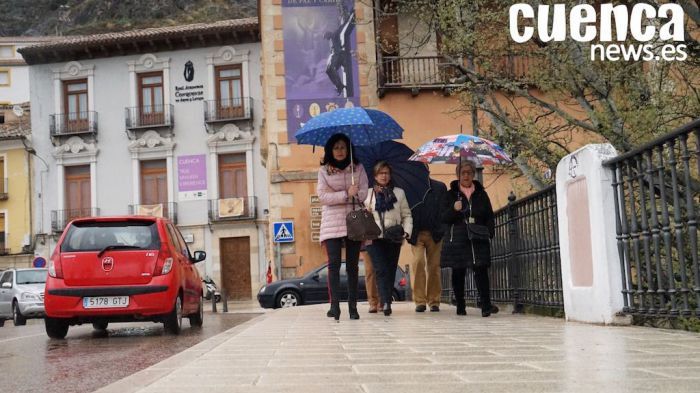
98, 302, 700, 393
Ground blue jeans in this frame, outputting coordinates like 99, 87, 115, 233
367, 239, 402, 305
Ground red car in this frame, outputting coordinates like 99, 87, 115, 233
44, 216, 206, 339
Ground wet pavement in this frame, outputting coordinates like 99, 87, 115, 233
0, 310, 261, 393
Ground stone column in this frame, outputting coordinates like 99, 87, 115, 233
555, 143, 627, 324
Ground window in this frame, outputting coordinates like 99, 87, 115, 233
16, 270, 47, 285
218, 154, 247, 198
138, 72, 164, 125
64, 165, 91, 222
140, 159, 168, 217
0, 45, 14, 59
63, 79, 88, 131
0, 212, 5, 252
0, 70, 9, 87
0, 271, 11, 287
0, 156, 6, 197
215, 65, 243, 118
61, 221, 160, 252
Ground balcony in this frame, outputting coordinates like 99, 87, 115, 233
49, 111, 98, 137
0, 178, 7, 200
204, 98, 253, 124
0, 247, 8, 256
129, 202, 177, 224
208, 197, 256, 222
377, 55, 534, 93
51, 208, 100, 232
125, 104, 173, 129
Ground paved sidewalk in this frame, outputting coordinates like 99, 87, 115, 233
97, 302, 700, 393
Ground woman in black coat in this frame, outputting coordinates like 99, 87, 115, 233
440, 160, 499, 317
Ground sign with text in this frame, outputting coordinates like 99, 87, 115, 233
178, 154, 207, 201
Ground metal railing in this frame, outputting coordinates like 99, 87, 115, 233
208, 197, 256, 222
604, 118, 700, 317
204, 98, 253, 123
129, 202, 178, 224
0, 247, 8, 256
378, 55, 533, 90
51, 208, 100, 232
440, 186, 564, 313
49, 111, 98, 136
125, 104, 173, 129
0, 177, 7, 200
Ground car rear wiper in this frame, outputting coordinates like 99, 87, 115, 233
97, 245, 142, 257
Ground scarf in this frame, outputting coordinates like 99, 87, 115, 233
375, 187, 397, 213
459, 183, 475, 201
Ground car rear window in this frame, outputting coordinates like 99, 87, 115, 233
17, 269, 48, 284
61, 221, 161, 252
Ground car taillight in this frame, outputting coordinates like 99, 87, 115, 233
48, 252, 63, 278
399, 277, 406, 287
154, 245, 174, 276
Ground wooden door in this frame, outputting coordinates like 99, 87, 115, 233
63, 79, 88, 133
220, 237, 251, 300
65, 165, 91, 222
215, 64, 243, 119
140, 160, 168, 217
138, 72, 164, 126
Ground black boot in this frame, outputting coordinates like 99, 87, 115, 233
383, 303, 392, 316
456, 299, 467, 316
329, 302, 340, 321
349, 302, 360, 320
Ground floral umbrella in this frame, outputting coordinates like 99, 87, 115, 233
409, 134, 512, 165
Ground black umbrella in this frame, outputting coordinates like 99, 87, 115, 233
355, 141, 430, 209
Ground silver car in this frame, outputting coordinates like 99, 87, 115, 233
0, 268, 47, 326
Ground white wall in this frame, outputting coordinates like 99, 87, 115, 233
28, 42, 269, 292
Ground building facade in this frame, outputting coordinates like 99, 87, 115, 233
20, 19, 270, 299
0, 37, 59, 268
259, 0, 534, 279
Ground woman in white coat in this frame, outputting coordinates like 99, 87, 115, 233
364, 161, 412, 316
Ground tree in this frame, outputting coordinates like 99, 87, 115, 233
373, 0, 700, 189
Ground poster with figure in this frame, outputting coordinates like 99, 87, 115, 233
282, 0, 361, 141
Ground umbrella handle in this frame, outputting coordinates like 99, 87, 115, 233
350, 142, 355, 185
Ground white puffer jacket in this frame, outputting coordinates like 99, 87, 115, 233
364, 187, 413, 240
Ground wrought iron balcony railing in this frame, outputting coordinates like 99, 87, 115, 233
51, 208, 100, 232
204, 97, 253, 123
129, 202, 178, 224
125, 104, 173, 129
208, 197, 256, 222
50, 111, 98, 137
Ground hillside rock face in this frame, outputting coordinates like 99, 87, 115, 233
0, 0, 256, 36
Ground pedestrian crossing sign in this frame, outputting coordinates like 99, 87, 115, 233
273, 221, 295, 243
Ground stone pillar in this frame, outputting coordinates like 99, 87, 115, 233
556, 143, 626, 324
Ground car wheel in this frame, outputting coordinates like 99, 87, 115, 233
92, 322, 108, 330
45, 317, 69, 339
163, 295, 183, 334
0, 319, 4, 327
189, 296, 204, 328
277, 290, 300, 308
12, 301, 27, 326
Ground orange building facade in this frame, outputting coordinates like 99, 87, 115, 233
260, 0, 535, 278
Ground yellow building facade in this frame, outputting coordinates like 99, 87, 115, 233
0, 107, 33, 268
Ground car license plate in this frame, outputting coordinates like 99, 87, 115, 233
82, 296, 129, 309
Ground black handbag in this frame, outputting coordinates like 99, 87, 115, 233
467, 223, 490, 241
383, 223, 405, 243
346, 198, 381, 242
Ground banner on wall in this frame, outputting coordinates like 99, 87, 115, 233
178, 154, 207, 201
282, 0, 361, 141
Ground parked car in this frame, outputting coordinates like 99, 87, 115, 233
43, 216, 206, 339
257, 261, 407, 309
0, 268, 47, 326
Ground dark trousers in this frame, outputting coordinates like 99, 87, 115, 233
452, 266, 491, 309
323, 237, 361, 307
366, 239, 402, 305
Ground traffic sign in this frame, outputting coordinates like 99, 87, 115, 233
33, 257, 46, 268
273, 221, 294, 243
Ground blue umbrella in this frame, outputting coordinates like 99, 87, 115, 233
355, 141, 430, 209
294, 107, 403, 146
